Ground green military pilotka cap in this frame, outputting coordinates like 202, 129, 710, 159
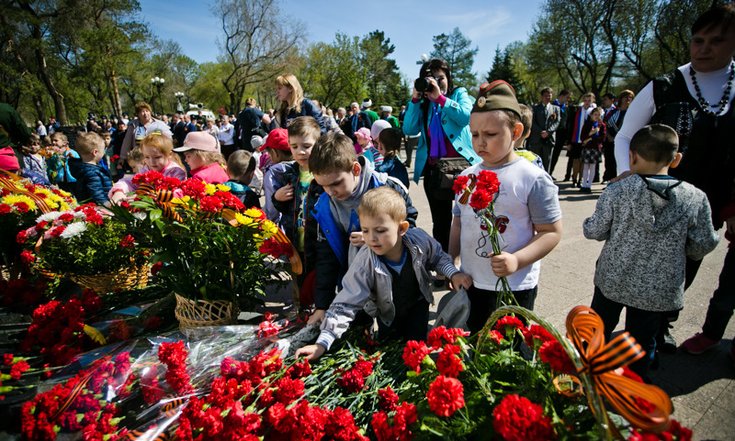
472, 80, 522, 118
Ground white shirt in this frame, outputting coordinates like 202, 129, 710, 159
615, 62, 735, 174
218, 122, 235, 145
453, 159, 561, 291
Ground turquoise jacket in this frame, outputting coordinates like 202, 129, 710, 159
402, 87, 480, 183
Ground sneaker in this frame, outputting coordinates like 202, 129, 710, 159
681, 333, 720, 355
659, 329, 677, 354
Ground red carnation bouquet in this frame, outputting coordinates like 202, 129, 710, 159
453, 169, 514, 305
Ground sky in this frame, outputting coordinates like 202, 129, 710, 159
138, 0, 545, 82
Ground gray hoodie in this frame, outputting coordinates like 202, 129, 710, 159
583, 174, 719, 311
316, 227, 460, 350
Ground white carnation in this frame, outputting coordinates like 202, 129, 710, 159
59, 221, 88, 239
36, 211, 62, 223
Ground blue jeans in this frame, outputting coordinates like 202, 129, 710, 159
591, 287, 662, 381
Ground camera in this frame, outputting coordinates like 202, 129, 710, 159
414, 76, 434, 93
414, 67, 435, 93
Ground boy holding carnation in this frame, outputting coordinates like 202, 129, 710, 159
448, 80, 562, 334
584, 124, 718, 379
296, 187, 472, 360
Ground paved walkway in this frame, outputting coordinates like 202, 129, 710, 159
405, 155, 734, 440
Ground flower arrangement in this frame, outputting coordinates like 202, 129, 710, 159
112, 171, 290, 309
0, 174, 76, 274
452, 169, 514, 304
16, 203, 148, 280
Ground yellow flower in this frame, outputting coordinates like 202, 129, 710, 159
216, 184, 231, 193
204, 184, 217, 195
1, 194, 37, 211
244, 207, 266, 219
235, 213, 255, 227
260, 219, 278, 239
171, 196, 191, 206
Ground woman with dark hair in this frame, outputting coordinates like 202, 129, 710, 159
402, 58, 480, 256
274, 74, 326, 133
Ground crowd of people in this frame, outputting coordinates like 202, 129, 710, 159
0, 4, 733, 383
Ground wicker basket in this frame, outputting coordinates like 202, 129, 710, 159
68, 264, 150, 294
174, 293, 238, 329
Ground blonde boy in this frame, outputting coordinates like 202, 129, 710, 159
514, 103, 544, 169
68, 132, 112, 205
296, 187, 472, 360
448, 81, 562, 333
306, 133, 418, 325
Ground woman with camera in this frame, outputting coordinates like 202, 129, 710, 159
402, 58, 480, 258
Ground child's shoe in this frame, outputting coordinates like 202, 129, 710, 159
681, 332, 720, 355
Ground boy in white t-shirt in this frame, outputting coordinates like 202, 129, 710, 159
448, 80, 563, 334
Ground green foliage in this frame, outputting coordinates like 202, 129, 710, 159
299, 31, 407, 110
428, 27, 479, 89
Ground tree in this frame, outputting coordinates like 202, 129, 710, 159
528, 0, 621, 99
299, 35, 364, 109
427, 27, 478, 89
216, 0, 302, 114
359, 31, 406, 108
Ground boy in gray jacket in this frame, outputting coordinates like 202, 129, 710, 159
296, 187, 472, 360
583, 124, 719, 380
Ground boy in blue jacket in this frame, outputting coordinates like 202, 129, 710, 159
305, 132, 418, 325
67, 132, 112, 205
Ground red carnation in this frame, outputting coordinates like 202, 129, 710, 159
16, 229, 28, 244
492, 394, 554, 441
452, 175, 470, 194
538, 339, 576, 374
199, 195, 224, 212
402, 340, 431, 373
489, 329, 505, 345
469, 188, 493, 211
13, 202, 30, 213
377, 386, 399, 412
10, 359, 30, 380
371, 402, 417, 441
118, 234, 135, 248
180, 178, 207, 198
3, 353, 13, 366
150, 261, 164, 275
19, 250, 35, 266
476, 169, 500, 194
58, 212, 75, 223
427, 375, 465, 417
273, 377, 305, 404
523, 324, 554, 350
0, 204, 11, 214
428, 326, 469, 349
494, 315, 526, 337
436, 344, 464, 377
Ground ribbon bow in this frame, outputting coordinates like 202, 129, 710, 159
566, 306, 672, 433
135, 183, 183, 223
0, 171, 53, 213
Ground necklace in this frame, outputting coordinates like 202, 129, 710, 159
689, 62, 734, 116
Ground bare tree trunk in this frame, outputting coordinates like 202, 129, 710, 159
33, 95, 46, 124
108, 69, 123, 119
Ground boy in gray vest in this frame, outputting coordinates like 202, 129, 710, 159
583, 124, 719, 380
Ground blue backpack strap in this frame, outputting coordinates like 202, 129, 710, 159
312, 192, 349, 267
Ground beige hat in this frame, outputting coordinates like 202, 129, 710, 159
173, 132, 218, 152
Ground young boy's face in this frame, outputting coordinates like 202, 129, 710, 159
360, 212, 408, 262
28, 139, 41, 154
470, 111, 521, 168
375, 139, 386, 157
289, 133, 318, 170
313, 163, 360, 201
